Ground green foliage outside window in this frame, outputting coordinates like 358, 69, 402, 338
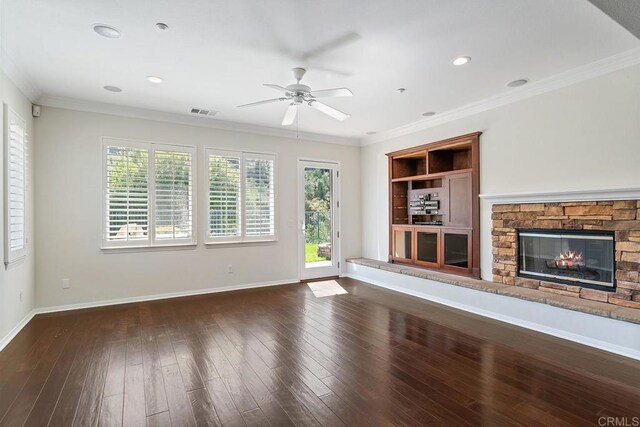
304, 168, 331, 244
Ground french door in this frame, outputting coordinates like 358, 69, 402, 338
298, 160, 340, 280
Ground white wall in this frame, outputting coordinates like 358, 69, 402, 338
34, 107, 360, 308
23, 60, 640, 320
361, 63, 640, 280
0, 70, 36, 342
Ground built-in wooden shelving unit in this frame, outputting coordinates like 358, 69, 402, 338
386, 132, 481, 278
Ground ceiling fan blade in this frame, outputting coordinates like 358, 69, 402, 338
264, 84, 291, 94
237, 97, 287, 108
282, 103, 297, 126
310, 87, 353, 98
301, 32, 362, 60
309, 101, 350, 121
306, 64, 353, 77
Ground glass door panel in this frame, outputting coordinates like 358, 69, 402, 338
518, 231, 614, 288
393, 229, 413, 260
299, 161, 339, 280
443, 231, 470, 270
416, 230, 439, 267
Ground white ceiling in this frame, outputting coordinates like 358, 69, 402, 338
2, 0, 639, 141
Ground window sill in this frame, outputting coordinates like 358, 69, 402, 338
4, 255, 26, 270
101, 243, 198, 253
205, 238, 278, 248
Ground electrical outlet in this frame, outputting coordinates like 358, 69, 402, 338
62, 278, 70, 289
227, 265, 233, 274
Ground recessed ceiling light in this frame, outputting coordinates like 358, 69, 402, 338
422, 112, 436, 117
147, 76, 163, 84
92, 24, 121, 39
397, 88, 406, 93
155, 22, 169, 31
103, 85, 122, 92
366, 131, 377, 135
451, 56, 471, 66
507, 79, 529, 87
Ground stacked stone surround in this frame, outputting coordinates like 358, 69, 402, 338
492, 200, 640, 310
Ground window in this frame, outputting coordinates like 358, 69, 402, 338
244, 154, 276, 237
4, 106, 27, 265
154, 148, 195, 242
206, 149, 276, 243
103, 138, 195, 248
207, 151, 241, 239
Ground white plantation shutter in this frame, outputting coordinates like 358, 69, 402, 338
104, 142, 150, 246
244, 154, 275, 238
205, 150, 276, 243
4, 108, 27, 264
103, 139, 196, 248
154, 146, 195, 243
207, 150, 241, 240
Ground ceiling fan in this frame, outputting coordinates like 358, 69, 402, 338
238, 67, 353, 126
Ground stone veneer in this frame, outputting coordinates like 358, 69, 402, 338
492, 200, 640, 310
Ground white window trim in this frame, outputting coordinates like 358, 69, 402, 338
102, 137, 197, 250
4, 105, 27, 266
204, 148, 277, 245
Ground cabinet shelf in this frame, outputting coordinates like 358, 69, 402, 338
392, 223, 472, 231
390, 168, 472, 182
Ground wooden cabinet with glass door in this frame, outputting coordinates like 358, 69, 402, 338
392, 226, 473, 275
391, 226, 413, 263
441, 228, 472, 274
415, 227, 440, 268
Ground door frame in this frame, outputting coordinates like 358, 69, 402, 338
297, 158, 341, 281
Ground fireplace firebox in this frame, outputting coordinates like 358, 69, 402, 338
518, 229, 615, 291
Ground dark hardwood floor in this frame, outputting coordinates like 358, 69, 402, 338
1, 277, 639, 426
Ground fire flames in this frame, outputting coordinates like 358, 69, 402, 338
555, 250, 583, 267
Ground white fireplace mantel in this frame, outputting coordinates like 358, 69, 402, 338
479, 188, 640, 204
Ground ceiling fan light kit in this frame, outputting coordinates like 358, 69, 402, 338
238, 67, 353, 126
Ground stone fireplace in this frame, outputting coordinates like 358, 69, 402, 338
492, 200, 640, 309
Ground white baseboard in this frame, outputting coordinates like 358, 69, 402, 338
343, 264, 640, 361
0, 309, 37, 352
35, 278, 300, 315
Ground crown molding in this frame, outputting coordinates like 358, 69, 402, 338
0, 38, 41, 102
479, 187, 640, 204
361, 47, 640, 146
36, 95, 360, 146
